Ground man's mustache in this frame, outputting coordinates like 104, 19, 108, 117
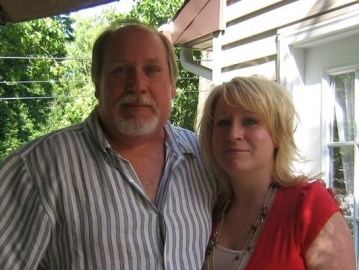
118, 94, 156, 108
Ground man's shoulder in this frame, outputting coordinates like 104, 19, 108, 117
15, 123, 84, 156
167, 123, 199, 143
165, 123, 200, 154
0, 122, 87, 172
170, 124, 197, 136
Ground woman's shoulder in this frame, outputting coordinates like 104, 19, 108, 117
277, 180, 339, 211
280, 180, 329, 196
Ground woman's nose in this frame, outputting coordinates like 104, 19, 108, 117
226, 124, 244, 141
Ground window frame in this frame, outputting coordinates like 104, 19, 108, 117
323, 65, 359, 253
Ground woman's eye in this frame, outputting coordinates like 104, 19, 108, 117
216, 120, 230, 127
244, 118, 257, 125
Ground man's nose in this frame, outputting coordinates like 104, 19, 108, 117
126, 70, 147, 93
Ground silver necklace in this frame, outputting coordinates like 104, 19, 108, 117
205, 183, 278, 270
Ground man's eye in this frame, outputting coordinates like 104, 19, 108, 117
111, 67, 129, 74
146, 66, 160, 73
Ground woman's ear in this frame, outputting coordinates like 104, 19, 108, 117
171, 85, 176, 99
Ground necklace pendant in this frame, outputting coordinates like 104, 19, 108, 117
206, 239, 215, 255
261, 207, 268, 217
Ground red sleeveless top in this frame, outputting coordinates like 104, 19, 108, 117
209, 181, 340, 269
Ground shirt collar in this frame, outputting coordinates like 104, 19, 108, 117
84, 106, 196, 157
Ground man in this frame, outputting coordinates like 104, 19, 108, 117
0, 21, 217, 269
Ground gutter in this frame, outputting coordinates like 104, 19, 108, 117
179, 47, 212, 81
158, 22, 212, 81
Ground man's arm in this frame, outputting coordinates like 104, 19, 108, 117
0, 153, 51, 269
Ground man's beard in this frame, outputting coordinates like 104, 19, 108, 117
113, 94, 160, 136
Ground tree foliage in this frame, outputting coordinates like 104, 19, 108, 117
0, 16, 75, 161
129, 0, 200, 131
130, 0, 184, 27
0, 0, 200, 162
47, 9, 129, 130
171, 59, 200, 131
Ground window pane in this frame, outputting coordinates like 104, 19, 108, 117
330, 146, 354, 218
346, 220, 354, 237
330, 73, 355, 142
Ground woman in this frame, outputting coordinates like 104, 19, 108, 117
199, 76, 355, 269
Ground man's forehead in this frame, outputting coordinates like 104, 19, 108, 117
113, 25, 156, 37
108, 28, 162, 48
107, 55, 166, 64
106, 31, 167, 57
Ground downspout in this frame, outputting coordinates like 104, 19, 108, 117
158, 22, 212, 80
179, 47, 212, 81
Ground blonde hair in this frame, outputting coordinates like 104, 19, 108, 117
199, 76, 309, 216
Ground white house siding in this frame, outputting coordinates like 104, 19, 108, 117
212, 0, 359, 81
175, 0, 359, 264
277, 4, 359, 174
293, 34, 359, 173
197, 0, 359, 134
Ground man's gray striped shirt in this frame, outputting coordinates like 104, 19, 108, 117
0, 108, 217, 269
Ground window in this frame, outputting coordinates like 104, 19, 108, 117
325, 69, 358, 241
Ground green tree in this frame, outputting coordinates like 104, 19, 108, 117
49, 9, 128, 130
64, 1, 199, 132
130, 0, 183, 27
0, 16, 74, 161
0, 1, 199, 163
129, 0, 200, 131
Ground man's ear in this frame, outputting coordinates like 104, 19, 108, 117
95, 86, 99, 99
